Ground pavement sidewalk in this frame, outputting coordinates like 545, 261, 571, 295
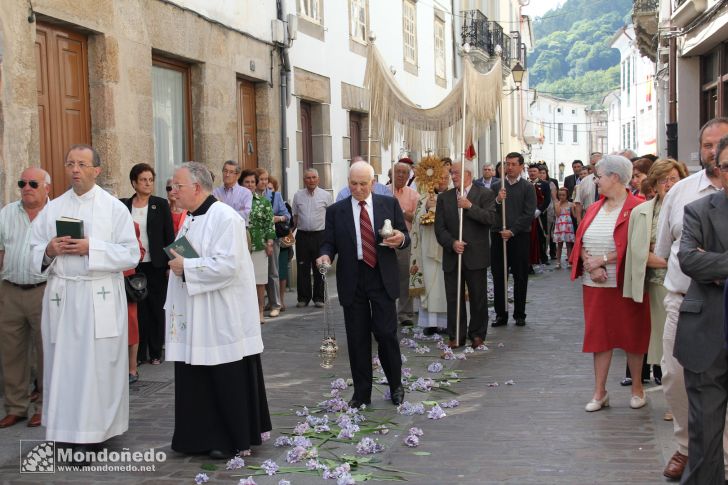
0, 268, 674, 484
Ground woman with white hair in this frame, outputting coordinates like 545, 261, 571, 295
570, 155, 651, 412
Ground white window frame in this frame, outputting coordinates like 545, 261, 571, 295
557, 123, 563, 143
402, 0, 417, 66
350, 0, 367, 44
572, 124, 578, 143
434, 15, 446, 80
299, 0, 322, 24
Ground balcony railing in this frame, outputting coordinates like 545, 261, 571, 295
461, 10, 513, 66
634, 0, 659, 14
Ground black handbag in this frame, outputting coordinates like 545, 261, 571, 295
275, 220, 291, 238
124, 273, 148, 302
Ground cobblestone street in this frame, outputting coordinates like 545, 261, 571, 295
0, 267, 674, 484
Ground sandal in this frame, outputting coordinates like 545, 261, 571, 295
150, 358, 162, 365
129, 372, 139, 384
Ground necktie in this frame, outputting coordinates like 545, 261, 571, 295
359, 200, 377, 268
594, 177, 600, 202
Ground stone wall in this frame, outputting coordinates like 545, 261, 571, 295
0, 0, 281, 203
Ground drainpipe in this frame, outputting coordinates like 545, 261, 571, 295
277, 0, 292, 200
666, 35, 677, 159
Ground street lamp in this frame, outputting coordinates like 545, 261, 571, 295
510, 62, 525, 88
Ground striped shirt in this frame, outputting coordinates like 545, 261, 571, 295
581, 204, 620, 288
0, 201, 48, 284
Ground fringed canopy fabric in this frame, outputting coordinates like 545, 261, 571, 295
364, 44, 503, 155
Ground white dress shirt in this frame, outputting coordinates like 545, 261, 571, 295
654, 169, 722, 294
351, 194, 375, 261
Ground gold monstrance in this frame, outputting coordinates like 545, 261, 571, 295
414, 155, 443, 225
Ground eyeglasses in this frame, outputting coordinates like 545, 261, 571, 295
64, 161, 94, 169
169, 183, 197, 191
222, 170, 239, 176
17, 180, 40, 189
657, 177, 680, 185
165, 186, 173, 192
719, 163, 728, 173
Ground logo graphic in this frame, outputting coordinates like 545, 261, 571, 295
20, 440, 55, 473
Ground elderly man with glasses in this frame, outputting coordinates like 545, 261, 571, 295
0, 167, 51, 429
212, 160, 252, 225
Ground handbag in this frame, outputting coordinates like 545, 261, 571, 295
275, 220, 291, 238
280, 232, 296, 248
124, 273, 148, 302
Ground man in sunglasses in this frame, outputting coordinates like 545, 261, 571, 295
29, 144, 140, 453
0, 168, 50, 429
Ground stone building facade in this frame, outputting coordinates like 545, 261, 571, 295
0, 0, 282, 203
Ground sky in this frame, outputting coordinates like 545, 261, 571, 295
522, 0, 566, 19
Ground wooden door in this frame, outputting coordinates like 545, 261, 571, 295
349, 112, 362, 160
237, 79, 258, 170
300, 101, 313, 171
36, 23, 91, 198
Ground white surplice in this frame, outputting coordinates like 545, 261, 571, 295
165, 201, 263, 365
30, 185, 140, 443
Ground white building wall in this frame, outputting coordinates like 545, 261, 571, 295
172, 0, 276, 42
526, 94, 590, 181
612, 26, 657, 156
285, 0, 454, 194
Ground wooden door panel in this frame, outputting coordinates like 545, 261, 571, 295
35, 30, 54, 186
36, 23, 91, 198
238, 80, 258, 170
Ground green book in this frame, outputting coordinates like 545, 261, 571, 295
56, 217, 84, 239
164, 236, 199, 259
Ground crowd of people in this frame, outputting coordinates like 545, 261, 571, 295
1, 116, 728, 483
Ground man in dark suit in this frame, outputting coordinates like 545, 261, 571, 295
317, 161, 410, 409
675, 139, 728, 483
434, 160, 496, 349
563, 160, 583, 201
474, 163, 499, 189
528, 163, 551, 265
491, 152, 537, 327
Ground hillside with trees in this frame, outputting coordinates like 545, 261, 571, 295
529, 0, 633, 106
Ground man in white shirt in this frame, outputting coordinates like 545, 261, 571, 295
574, 154, 602, 223
292, 168, 332, 307
30, 145, 140, 450
0, 168, 50, 429
654, 118, 728, 480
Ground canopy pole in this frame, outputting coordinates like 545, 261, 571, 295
455, 61, 467, 347
498, 100, 508, 315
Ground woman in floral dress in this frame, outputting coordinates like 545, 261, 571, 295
553, 187, 575, 268
240, 169, 275, 324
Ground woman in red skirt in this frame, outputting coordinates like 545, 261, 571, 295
570, 154, 651, 412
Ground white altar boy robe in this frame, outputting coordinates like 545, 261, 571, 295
165, 200, 262, 365
30, 185, 140, 443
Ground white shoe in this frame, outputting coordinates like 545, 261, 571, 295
269, 308, 280, 317
585, 393, 609, 412
630, 392, 647, 409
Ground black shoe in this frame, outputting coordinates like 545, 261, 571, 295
209, 449, 232, 460
654, 376, 662, 385
423, 327, 437, 336
391, 386, 405, 406
492, 317, 507, 327
620, 377, 632, 386
515, 318, 526, 327
347, 398, 370, 409
400, 319, 414, 327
